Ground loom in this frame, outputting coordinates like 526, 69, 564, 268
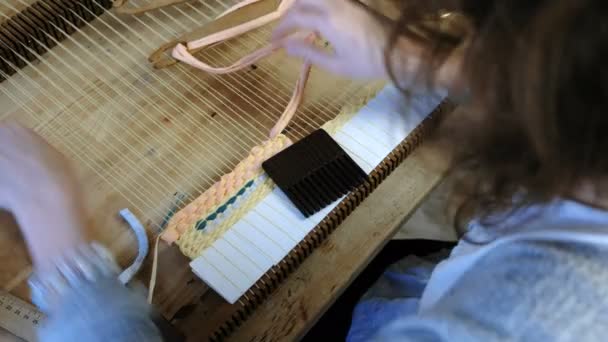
0, 0, 454, 340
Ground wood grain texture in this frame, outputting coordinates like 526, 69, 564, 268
0, 0, 448, 340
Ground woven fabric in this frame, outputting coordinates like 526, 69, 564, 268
177, 175, 275, 259
161, 134, 291, 243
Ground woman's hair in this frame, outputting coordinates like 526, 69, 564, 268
386, 0, 608, 232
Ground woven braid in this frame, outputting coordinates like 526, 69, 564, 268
161, 134, 291, 243
177, 176, 275, 259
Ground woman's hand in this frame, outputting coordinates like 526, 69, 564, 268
0, 122, 75, 211
0, 122, 85, 270
272, 0, 392, 80
273, 0, 465, 92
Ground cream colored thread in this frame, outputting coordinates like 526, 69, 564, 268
113, 0, 193, 15
148, 235, 161, 304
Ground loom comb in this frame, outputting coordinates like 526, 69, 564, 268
262, 129, 369, 217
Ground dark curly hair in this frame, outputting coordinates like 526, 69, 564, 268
385, 0, 608, 233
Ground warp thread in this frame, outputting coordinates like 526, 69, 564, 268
113, 0, 193, 15
170, 0, 313, 140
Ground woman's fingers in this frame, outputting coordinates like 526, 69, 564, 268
273, 0, 389, 79
283, 37, 338, 72
291, 0, 329, 12
272, 7, 326, 41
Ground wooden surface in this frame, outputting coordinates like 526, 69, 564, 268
0, 0, 450, 341
0, 327, 24, 342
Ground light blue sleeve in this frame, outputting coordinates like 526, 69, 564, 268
369, 241, 608, 341
38, 276, 163, 342
29, 243, 163, 342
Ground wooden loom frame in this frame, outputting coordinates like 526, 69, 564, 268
0, 0, 455, 340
